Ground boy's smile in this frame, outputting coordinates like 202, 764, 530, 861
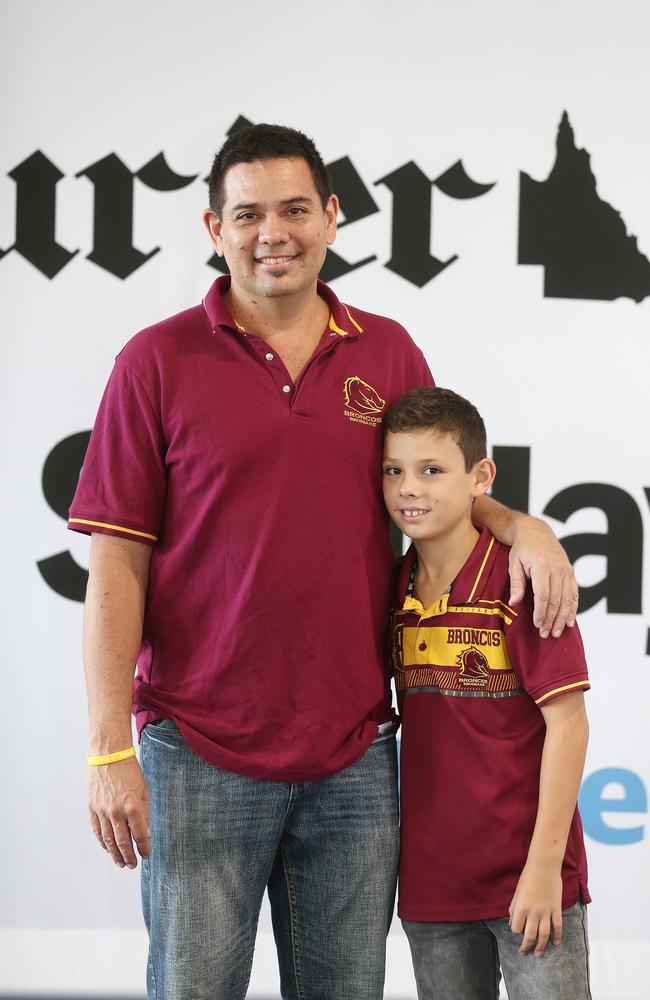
382, 428, 493, 544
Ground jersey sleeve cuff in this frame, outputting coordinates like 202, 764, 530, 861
67, 515, 158, 546
534, 678, 590, 705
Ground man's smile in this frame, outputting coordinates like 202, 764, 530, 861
255, 253, 301, 265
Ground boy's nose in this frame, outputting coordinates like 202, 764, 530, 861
399, 478, 419, 497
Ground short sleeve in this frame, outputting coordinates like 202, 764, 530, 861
504, 588, 590, 706
68, 358, 166, 547
418, 352, 435, 389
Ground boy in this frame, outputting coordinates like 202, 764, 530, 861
382, 387, 591, 1000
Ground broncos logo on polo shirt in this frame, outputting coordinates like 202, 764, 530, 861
343, 376, 386, 426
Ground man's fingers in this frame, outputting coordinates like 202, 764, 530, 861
90, 811, 107, 851
98, 814, 126, 868
111, 816, 138, 869
538, 571, 562, 637
508, 559, 527, 607
551, 581, 579, 638
127, 806, 152, 860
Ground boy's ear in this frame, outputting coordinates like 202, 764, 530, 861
471, 457, 497, 498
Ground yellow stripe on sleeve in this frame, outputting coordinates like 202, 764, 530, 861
535, 680, 589, 705
68, 518, 158, 542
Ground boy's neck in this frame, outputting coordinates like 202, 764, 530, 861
413, 521, 481, 607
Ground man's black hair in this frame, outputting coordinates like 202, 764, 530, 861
208, 123, 332, 216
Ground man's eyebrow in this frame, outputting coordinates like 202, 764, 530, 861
230, 195, 316, 213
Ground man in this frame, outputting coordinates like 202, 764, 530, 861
70, 124, 578, 1000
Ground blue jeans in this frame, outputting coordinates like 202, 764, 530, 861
140, 719, 399, 1000
403, 902, 591, 1000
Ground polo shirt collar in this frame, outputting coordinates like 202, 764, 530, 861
201, 275, 364, 339
398, 526, 498, 618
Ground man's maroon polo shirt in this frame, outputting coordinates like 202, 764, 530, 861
69, 277, 433, 781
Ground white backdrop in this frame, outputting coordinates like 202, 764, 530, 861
1, 2, 649, 998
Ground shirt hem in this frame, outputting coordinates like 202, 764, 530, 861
158, 718, 382, 783
398, 878, 587, 923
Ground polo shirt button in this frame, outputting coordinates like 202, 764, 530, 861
282, 384, 291, 393
265, 352, 274, 361
418, 641, 427, 651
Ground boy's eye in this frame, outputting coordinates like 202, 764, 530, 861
383, 466, 400, 476
424, 466, 440, 475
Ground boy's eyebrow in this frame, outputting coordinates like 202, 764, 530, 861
382, 456, 442, 463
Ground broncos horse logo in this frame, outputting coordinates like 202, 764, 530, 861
456, 646, 489, 678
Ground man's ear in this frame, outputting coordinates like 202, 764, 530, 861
325, 194, 339, 247
202, 209, 224, 257
471, 457, 497, 498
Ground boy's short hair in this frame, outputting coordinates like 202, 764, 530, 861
384, 387, 488, 471
208, 123, 333, 216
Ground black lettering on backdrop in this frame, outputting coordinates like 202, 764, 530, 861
77, 153, 198, 279
319, 156, 379, 282
38, 432, 91, 602
376, 160, 495, 287
491, 446, 530, 514
544, 483, 643, 613
0, 151, 78, 278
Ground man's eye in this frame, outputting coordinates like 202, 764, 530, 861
287, 206, 307, 215
237, 212, 256, 222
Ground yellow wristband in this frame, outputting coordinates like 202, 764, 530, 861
87, 746, 136, 766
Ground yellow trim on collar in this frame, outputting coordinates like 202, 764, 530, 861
402, 593, 450, 618
328, 313, 349, 337
328, 306, 364, 338
467, 536, 495, 602
343, 304, 363, 333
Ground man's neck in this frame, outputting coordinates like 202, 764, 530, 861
224, 283, 327, 342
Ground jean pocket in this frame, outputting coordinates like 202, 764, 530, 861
372, 722, 398, 744
142, 718, 183, 749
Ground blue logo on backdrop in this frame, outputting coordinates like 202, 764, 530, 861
579, 768, 648, 845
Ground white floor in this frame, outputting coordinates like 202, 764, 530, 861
1, 927, 647, 999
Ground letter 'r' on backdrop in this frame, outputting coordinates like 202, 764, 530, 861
1, 2, 648, 997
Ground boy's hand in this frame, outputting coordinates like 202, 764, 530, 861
508, 516, 578, 638
508, 861, 563, 957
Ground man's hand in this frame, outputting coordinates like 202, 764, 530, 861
508, 517, 578, 638
508, 861, 563, 957
87, 757, 151, 869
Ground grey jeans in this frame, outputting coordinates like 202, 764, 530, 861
403, 901, 591, 1000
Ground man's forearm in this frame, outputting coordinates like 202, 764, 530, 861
84, 534, 152, 753
472, 495, 524, 546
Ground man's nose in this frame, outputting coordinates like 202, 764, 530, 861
258, 213, 290, 245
